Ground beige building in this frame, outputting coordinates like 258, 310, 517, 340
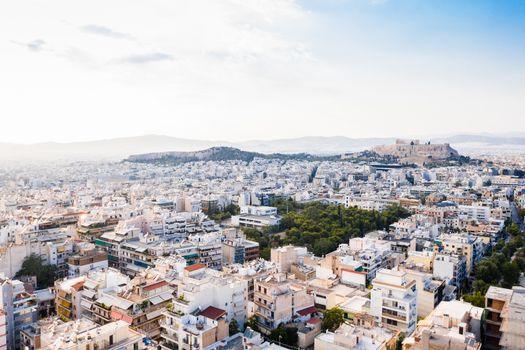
253, 273, 315, 332
315, 323, 398, 350
403, 300, 483, 350
402, 269, 446, 318
483, 286, 525, 350
159, 307, 229, 350
19, 318, 144, 350
55, 276, 85, 321
270, 246, 308, 273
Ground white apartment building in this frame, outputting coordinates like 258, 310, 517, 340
458, 205, 491, 222
0, 310, 6, 350
433, 253, 467, 290
370, 269, 418, 336
344, 195, 399, 211
240, 206, 278, 216
0, 278, 38, 350
20, 318, 144, 350
172, 264, 247, 328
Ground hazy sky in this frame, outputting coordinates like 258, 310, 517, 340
1, 0, 524, 143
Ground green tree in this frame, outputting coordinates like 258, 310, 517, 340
501, 261, 521, 288
322, 307, 345, 332
229, 318, 240, 336
463, 291, 485, 307
507, 223, 522, 236
15, 253, 57, 289
475, 260, 500, 285
246, 315, 259, 332
269, 325, 298, 347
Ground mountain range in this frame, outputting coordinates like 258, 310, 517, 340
1, 134, 524, 163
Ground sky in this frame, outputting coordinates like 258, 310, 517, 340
0, 0, 524, 144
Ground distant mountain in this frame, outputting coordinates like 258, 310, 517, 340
430, 134, 525, 145
126, 146, 336, 164
0, 134, 524, 163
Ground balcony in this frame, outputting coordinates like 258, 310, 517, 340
382, 309, 407, 322
161, 332, 179, 344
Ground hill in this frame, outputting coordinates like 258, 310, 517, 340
126, 146, 337, 164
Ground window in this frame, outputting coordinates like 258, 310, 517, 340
109, 335, 113, 345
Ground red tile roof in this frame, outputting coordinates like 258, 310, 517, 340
297, 306, 317, 316
199, 306, 226, 320
307, 317, 321, 325
143, 280, 169, 292
184, 263, 206, 272
71, 281, 84, 291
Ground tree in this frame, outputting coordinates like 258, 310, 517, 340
15, 254, 57, 289
322, 307, 345, 332
463, 291, 485, 307
269, 325, 298, 347
246, 315, 259, 332
229, 318, 240, 336
501, 261, 521, 288
507, 223, 521, 236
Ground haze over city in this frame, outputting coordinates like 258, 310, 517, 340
1, 0, 525, 144
1, 2, 525, 350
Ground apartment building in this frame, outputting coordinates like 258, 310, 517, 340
370, 269, 418, 335
79, 268, 131, 321
483, 286, 514, 350
67, 247, 108, 277
270, 246, 308, 273
0, 278, 38, 350
19, 318, 144, 350
0, 310, 6, 349
403, 269, 446, 318
433, 253, 467, 290
222, 239, 259, 265
55, 276, 85, 321
315, 323, 398, 350
499, 287, 525, 350
253, 273, 315, 333
435, 234, 484, 276
403, 300, 483, 350
172, 264, 246, 327
160, 308, 229, 350
92, 275, 173, 339
231, 215, 281, 229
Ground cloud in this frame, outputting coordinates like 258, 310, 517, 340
118, 52, 174, 64
12, 39, 46, 51
81, 24, 133, 40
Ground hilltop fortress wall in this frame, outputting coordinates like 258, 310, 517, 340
373, 139, 459, 160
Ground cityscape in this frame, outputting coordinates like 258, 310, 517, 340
2, 1, 525, 350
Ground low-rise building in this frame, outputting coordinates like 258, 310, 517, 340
403, 300, 483, 350
20, 318, 144, 350
315, 323, 398, 350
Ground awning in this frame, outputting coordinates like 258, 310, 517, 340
146, 309, 164, 320
149, 296, 163, 305
83, 280, 98, 290
83, 289, 96, 299
81, 299, 92, 310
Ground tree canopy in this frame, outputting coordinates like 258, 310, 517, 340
244, 201, 410, 257
268, 325, 298, 347
472, 222, 525, 293
15, 253, 57, 289
322, 307, 345, 332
